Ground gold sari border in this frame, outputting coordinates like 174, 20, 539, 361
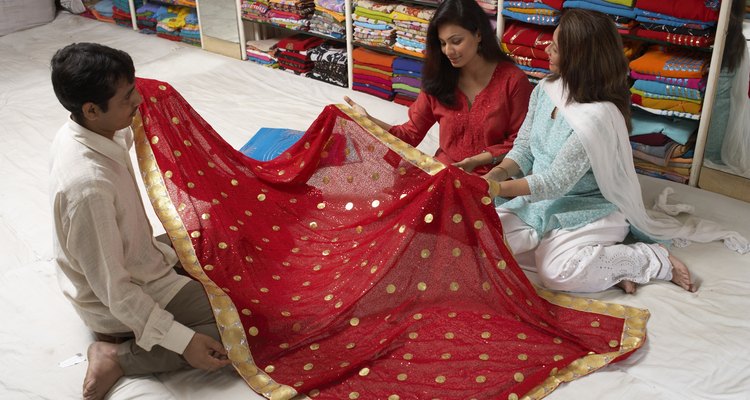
522, 287, 650, 399
335, 104, 447, 176
132, 112, 300, 400
133, 104, 648, 400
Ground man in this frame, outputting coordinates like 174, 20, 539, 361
49, 43, 231, 400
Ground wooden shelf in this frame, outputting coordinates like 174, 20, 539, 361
242, 17, 346, 44
698, 166, 750, 203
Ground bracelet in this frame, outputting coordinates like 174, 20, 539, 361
488, 179, 502, 198
481, 150, 502, 166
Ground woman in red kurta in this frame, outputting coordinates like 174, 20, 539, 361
345, 0, 533, 175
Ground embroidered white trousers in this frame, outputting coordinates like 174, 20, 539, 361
497, 208, 673, 292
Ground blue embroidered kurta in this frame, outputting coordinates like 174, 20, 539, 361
497, 85, 618, 236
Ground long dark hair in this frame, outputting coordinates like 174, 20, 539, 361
51, 42, 135, 122
422, 0, 512, 107
722, 0, 747, 73
549, 9, 632, 131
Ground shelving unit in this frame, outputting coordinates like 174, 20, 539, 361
238, 0, 503, 94
114, 0, 202, 47
243, 17, 346, 43
497, 0, 734, 190
103, 0, 746, 199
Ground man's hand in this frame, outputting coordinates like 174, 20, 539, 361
183, 333, 232, 371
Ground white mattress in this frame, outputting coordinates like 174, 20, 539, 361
1, 12, 749, 400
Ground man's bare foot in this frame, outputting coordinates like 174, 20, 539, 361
83, 342, 124, 400
668, 252, 697, 292
617, 280, 637, 294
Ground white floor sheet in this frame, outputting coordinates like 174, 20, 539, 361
1, 12, 749, 400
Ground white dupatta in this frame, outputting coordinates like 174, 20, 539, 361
541, 78, 749, 254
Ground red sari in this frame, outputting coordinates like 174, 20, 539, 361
134, 78, 648, 400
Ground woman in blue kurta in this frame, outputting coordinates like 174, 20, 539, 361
484, 9, 749, 294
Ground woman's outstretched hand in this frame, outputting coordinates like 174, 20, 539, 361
453, 157, 481, 173
344, 96, 369, 118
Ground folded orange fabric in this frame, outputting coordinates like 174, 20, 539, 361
353, 47, 397, 67
629, 45, 708, 79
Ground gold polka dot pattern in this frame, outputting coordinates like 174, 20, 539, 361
133, 89, 650, 400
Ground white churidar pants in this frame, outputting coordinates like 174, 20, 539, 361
497, 208, 673, 292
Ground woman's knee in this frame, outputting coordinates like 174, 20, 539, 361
537, 246, 596, 292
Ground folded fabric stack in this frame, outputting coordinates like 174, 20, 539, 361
501, 20, 553, 81
241, 0, 271, 22
113, 0, 142, 27
90, 0, 115, 23
246, 39, 280, 67
391, 57, 423, 106
562, 0, 637, 34
629, 108, 699, 183
352, 47, 396, 100
267, 0, 314, 31
391, 3, 433, 58
141, 0, 196, 5
136, 2, 160, 32
180, 9, 200, 46
78, 2, 98, 20
629, 45, 708, 120
276, 34, 324, 75
632, 0, 718, 48
476, 0, 498, 16
502, 0, 562, 26
353, 0, 396, 49
309, 42, 348, 87
155, 5, 191, 42
622, 38, 645, 60
310, 0, 345, 39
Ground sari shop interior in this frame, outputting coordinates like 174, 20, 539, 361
2, 5, 750, 400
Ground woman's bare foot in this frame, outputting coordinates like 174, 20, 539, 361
83, 342, 124, 400
616, 280, 637, 294
667, 252, 697, 292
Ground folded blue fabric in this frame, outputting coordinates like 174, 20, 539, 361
393, 69, 422, 78
630, 108, 698, 144
516, 64, 551, 74
504, 1, 558, 11
633, 80, 703, 100
634, 8, 715, 29
396, 37, 425, 49
353, 21, 391, 30
563, 0, 636, 19
502, 9, 559, 25
240, 128, 304, 161
393, 57, 423, 72
94, 0, 114, 16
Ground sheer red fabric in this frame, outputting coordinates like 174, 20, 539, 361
133, 78, 648, 400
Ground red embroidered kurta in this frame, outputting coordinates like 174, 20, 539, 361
389, 61, 533, 174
